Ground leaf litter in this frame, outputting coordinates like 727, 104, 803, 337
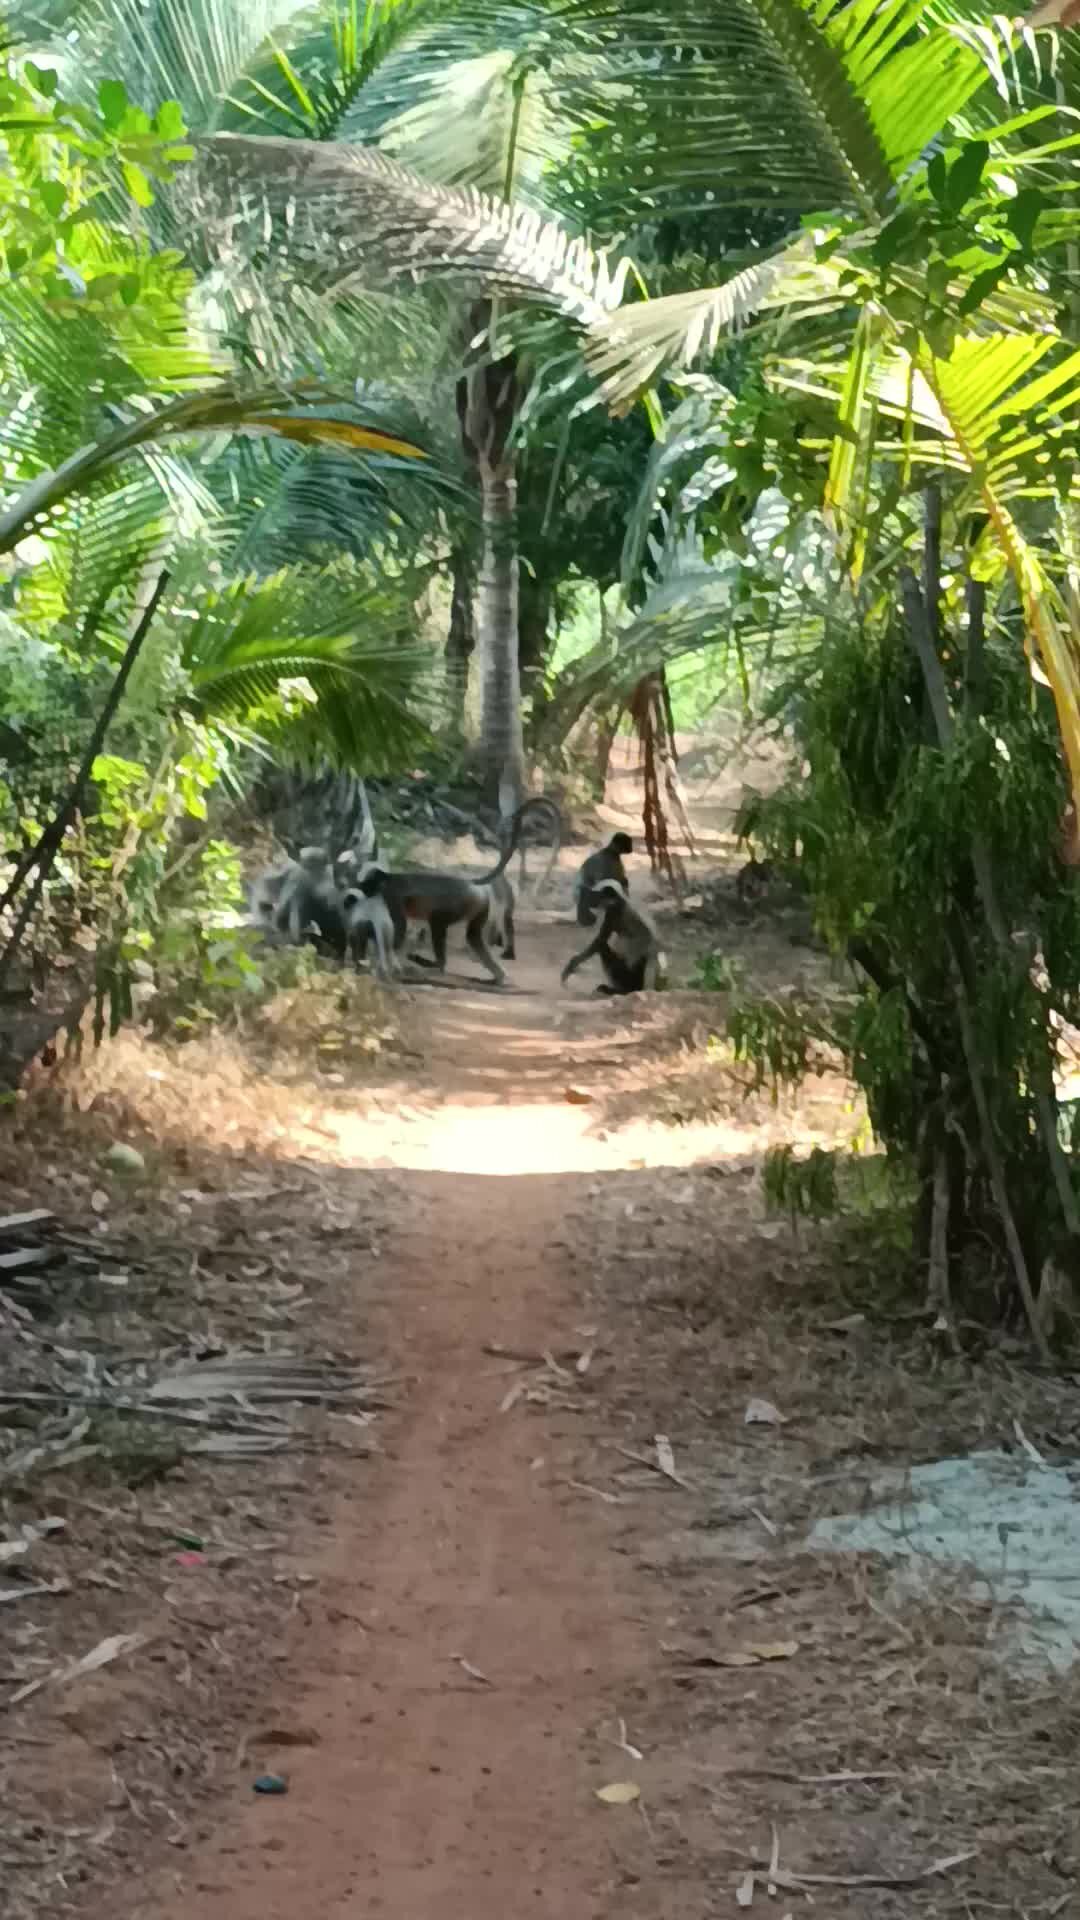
0, 1004, 404, 1911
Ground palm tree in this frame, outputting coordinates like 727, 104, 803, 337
560, 3, 1080, 814
31, 0, 1080, 821
41, 0, 627, 808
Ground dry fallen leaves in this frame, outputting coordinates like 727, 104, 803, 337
595, 1781, 640, 1805
744, 1397, 788, 1427
9, 1630, 146, 1706
667, 1640, 799, 1670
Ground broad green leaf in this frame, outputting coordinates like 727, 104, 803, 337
37, 178, 66, 219
98, 78, 128, 129
154, 99, 187, 141
121, 160, 155, 207
946, 139, 987, 211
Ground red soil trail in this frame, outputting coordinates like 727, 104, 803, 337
136, 931, 674, 1920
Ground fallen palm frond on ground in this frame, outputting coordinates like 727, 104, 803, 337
0, 1349, 389, 1481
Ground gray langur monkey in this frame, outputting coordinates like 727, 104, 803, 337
270, 846, 349, 954
483, 871, 516, 959
497, 791, 562, 898
354, 798, 555, 987
560, 879, 663, 995
573, 832, 633, 927
341, 885, 401, 981
248, 860, 291, 932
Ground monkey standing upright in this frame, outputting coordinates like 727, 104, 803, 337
573, 832, 633, 926
560, 879, 663, 995
502, 793, 562, 897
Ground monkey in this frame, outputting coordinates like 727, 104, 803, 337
269, 846, 349, 954
560, 879, 663, 996
354, 797, 555, 987
735, 856, 774, 909
356, 861, 507, 985
483, 871, 516, 958
248, 861, 291, 932
341, 885, 401, 980
573, 832, 633, 927
503, 792, 561, 897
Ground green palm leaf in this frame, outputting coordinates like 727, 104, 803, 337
782, 322, 1080, 811
916, 336, 1080, 808
0, 380, 428, 556
554, 0, 990, 226
11, 474, 173, 648
583, 239, 840, 411
182, 567, 435, 769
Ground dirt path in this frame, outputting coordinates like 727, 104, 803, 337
133, 928, 676, 1919
8, 838, 1079, 1919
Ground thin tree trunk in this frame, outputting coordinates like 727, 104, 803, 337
591, 703, 623, 798
445, 540, 476, 736
0, 569, 171, 995
475, 453, 525, 809
461, 300, 525, 814
518, 568, 552, 708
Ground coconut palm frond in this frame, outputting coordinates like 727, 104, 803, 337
214, 0, 506, 141
618, 383, 737, 591
372, 38, 569, 199
583, 238, 840, 411
181, 565, 436, 769
783, 318, 1080, 806
0, 379, 429, 557
538, 538, 820, 750
180, 133, 630, 322
47, 0, 315, 126
916, 334, 1080, 804
202, 433, 458, 577
11, 474, 175, 650
553, 0, 992, 226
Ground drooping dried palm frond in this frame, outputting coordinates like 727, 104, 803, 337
176, 133, 630, 323
627, 671, 692, 893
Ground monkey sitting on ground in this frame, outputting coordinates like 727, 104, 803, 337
735, 856, 774, 909
248, 861, 290, 932
560, 879, 664, 995
353, 798, 556, 987
573, 832, 633, 926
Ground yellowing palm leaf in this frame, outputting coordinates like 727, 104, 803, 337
919, 337, 1080, 807
234, 415, 426, 457
802, 325, 1080, 809
0, 383, 426, 557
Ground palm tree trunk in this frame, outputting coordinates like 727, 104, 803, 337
519, 569, 553, 703
475, 452, 525, 807
445, 539, 477, 736
462, 301, 525, 812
